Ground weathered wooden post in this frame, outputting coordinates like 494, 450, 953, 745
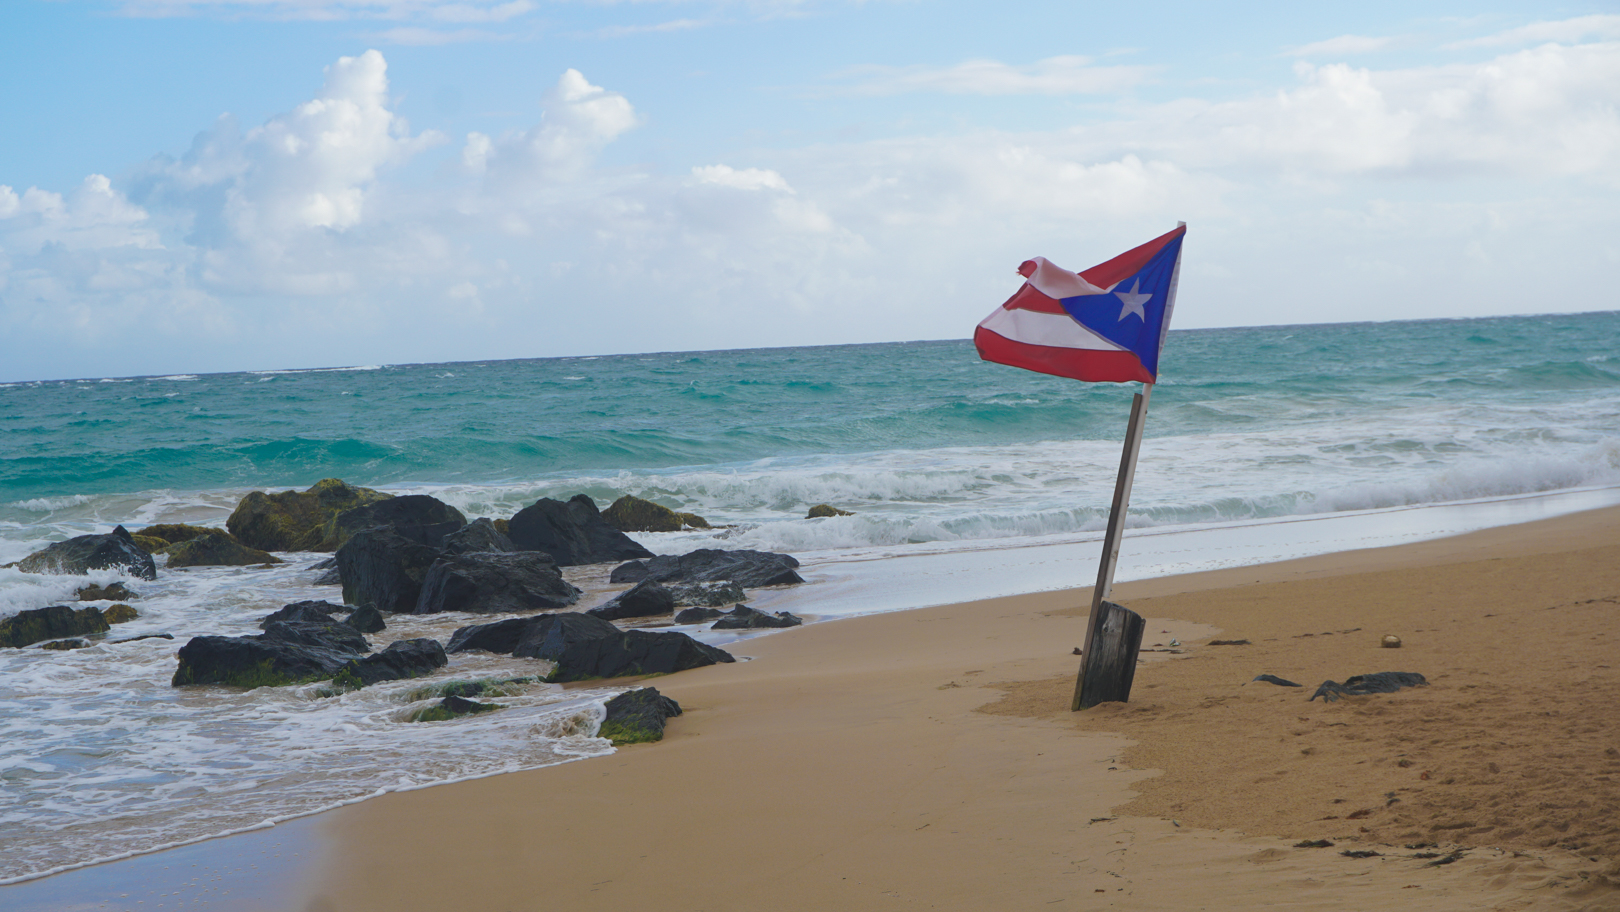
1071, 386, 1152, 711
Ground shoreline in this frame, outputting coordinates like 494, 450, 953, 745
6, 503, 1619, 910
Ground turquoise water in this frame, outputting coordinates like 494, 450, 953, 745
2, 311, 1620, 884
5, 312, 1620, 555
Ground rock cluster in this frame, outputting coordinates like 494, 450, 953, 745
447, 612, 734, 682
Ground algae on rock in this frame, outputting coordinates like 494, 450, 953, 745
226, 479, 392, 552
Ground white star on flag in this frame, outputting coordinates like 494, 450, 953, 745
1115, 280, 1151, 321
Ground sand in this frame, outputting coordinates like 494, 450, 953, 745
292, 505, 1620, 912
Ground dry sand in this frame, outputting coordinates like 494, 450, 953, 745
294, 505, 1620, 911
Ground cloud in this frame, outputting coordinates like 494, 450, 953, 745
3, 41, 1618, 382
1285, 34, 1397, 58
690, 165, 795, 193
827, 55, 1156, 96
1447, 14, 1620, 49
1101, 42, 1620, 181
461, 69, 638, 180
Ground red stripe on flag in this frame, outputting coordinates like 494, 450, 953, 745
974, 326, 1154, 384
1000, 283, 1068, 315
1079, 224, 1186, 290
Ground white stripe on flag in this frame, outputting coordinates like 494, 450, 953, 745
978, 306, 1125, 352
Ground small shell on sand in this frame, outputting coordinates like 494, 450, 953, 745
1381, 634, 1402, 648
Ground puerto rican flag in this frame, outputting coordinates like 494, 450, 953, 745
975, 224, 1185, 384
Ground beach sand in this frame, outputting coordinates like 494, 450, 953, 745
291, 505, 1620, 911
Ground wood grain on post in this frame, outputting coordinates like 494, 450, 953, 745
1072, 600, 1147, 710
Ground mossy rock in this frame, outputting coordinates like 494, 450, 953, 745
103, 604, 139, 624
130, 534, 171, 555
597, 687, 683, 745
492, 518, 511, 535
40, 638, 93, 651
602, 495, 683, 533
171, 655, 324, 689
141, 523, 232, 546
409, 695, 502, 722
807, 504, 854, 518
602, 495, 709, 533
165, 531, 284, 568
76, 582, 135, 601
0, 605, 111, 648
226, 479, 391, 552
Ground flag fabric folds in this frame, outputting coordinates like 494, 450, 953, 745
974, 225, 1185, 383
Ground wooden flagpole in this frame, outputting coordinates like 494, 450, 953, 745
1070, 381, 1153, 711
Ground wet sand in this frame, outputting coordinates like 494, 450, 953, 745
298, 505, 1620, 911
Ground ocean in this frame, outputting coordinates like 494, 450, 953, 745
3, 311, 1620, 883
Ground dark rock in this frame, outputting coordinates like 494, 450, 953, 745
344, 605, 387, 634
16, 526, 157, 581
413, 551, 581, 614
598, 687, 683, 744
442, 694, 499, 714
441, 518, 516, 555
610, 561, 651, 584
40, 638, 93, 650
0, 605, 112, 648
262, 618, 372, 655
807, 503, 854, 518
311, 556, 341, 585
165, 531, 284, 568
172, 620, 369, 688
507, 495, 653, 566
1310, 671, 1428, 702
587, 579, 676, 621
103, 604, 138, 624
411, 694, 501, 722
318, 495, 468, 552
1253, 674, 1302, 687
449, 612, 734, 680
602, 495, 707, 533
674, 607, 724, 624
711, 604, 803, 630
260, 600, 344, 629
609, 548, 803, 588
76, 582, 135, 601
140, 523, 229, 547
226, 479, 392, 552
666, 582, 746, 607
446, 617, 536, 655
110, 632, 174, 644
333, 638, 447, 688
336, 527, 442, 613
515, 614, 734, 682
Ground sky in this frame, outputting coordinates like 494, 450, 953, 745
1, 1, 1617, 382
